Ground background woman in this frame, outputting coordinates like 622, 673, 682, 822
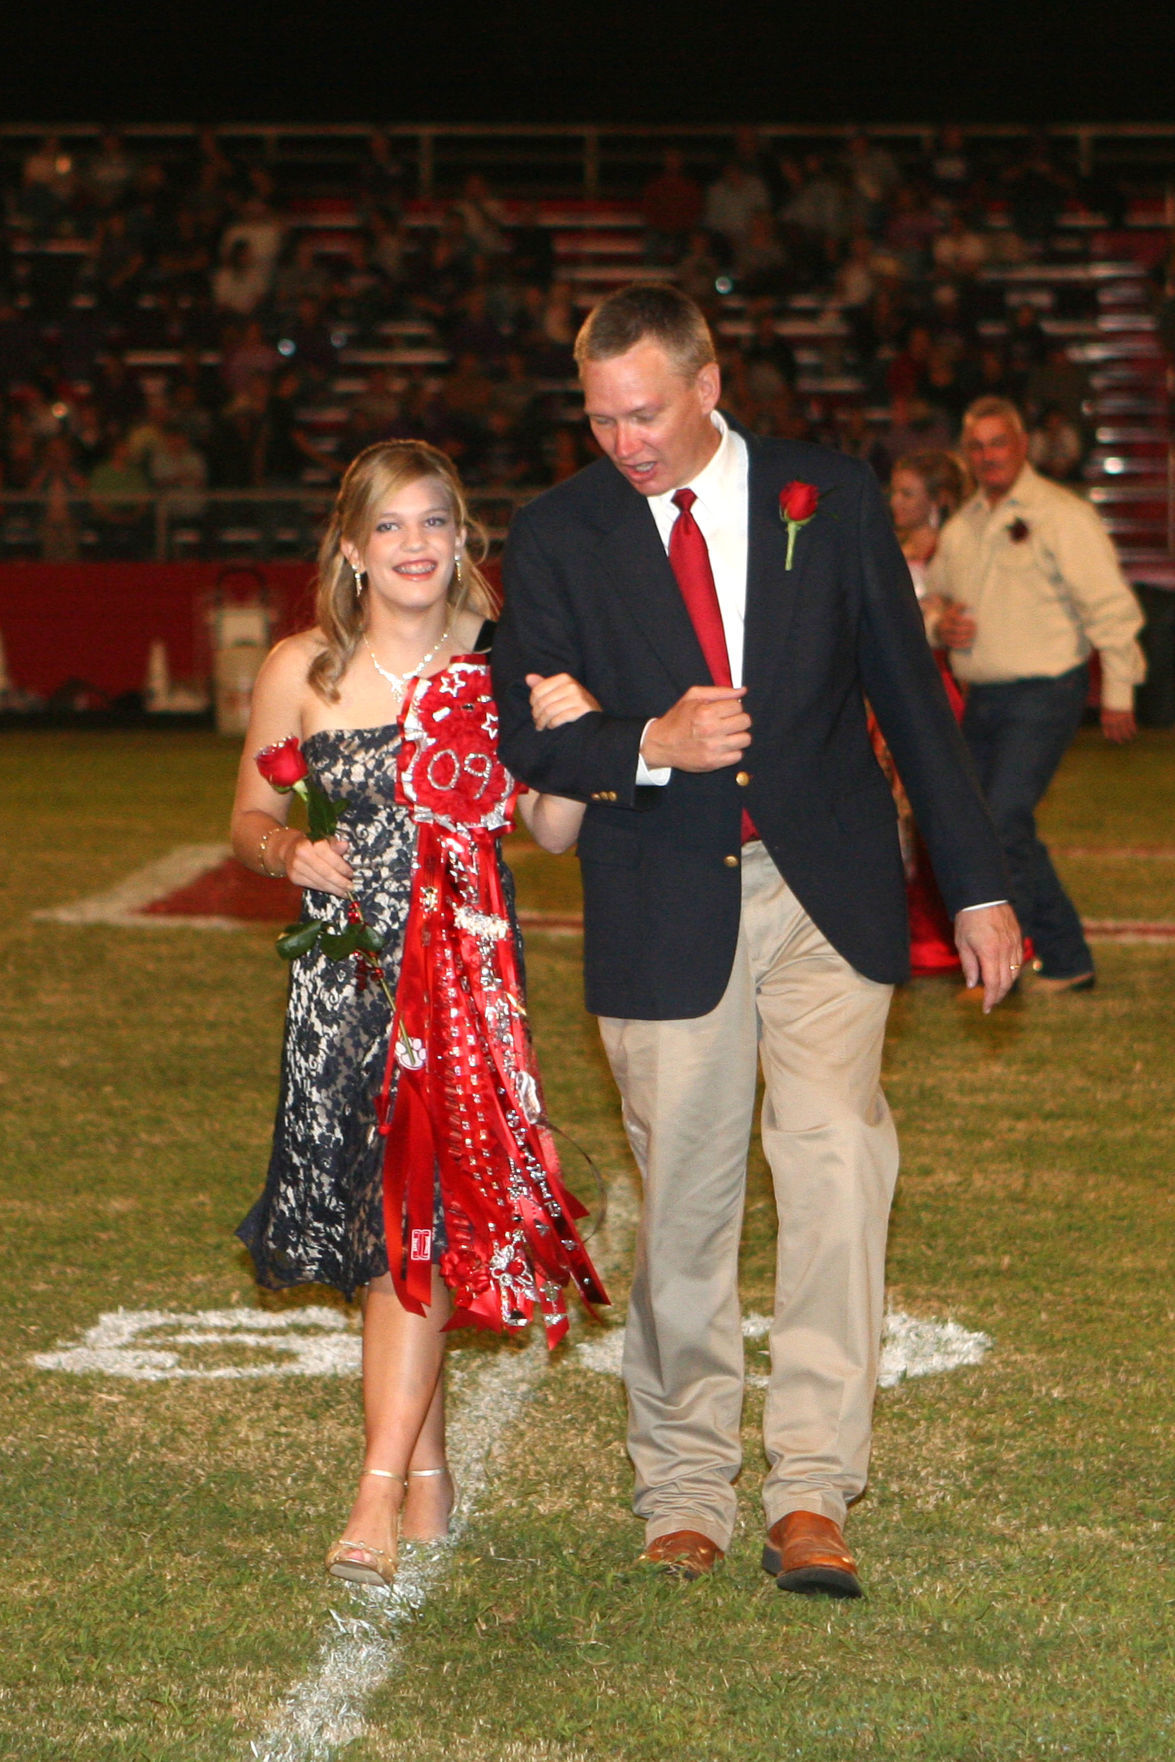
230, 440, 597, 1589
889, 447, 968, 615
884, 449, 971, 974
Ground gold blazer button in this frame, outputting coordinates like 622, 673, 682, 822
735, 771, 751, 787
723, 854, 739, 868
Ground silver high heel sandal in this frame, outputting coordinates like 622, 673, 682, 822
401, 1465, 459, 1542
325, 1468, 405, 1587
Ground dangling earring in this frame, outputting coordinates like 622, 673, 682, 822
352, 559, 365, 596
449, 551, 467, 611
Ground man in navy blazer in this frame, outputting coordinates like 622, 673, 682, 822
493, 284, 1020, 1594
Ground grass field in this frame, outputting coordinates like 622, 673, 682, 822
0, 725, 1173, 1761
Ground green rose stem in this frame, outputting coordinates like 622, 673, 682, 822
255, 742, 398, 1008
783, 514, 815, 570
267, 773, 396, 1009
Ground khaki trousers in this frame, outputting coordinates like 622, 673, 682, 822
599, 841, 898, 1551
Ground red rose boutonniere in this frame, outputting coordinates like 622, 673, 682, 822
779, 480, 821, 570
1008, 517, 1030, 544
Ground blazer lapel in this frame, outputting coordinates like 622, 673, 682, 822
591, 475, 713, 691
743, 439, 803, 690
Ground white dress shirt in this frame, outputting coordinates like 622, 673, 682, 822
633, 416, 1002, 916
637, 412, 749, 785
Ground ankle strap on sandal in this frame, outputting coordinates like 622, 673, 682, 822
360, 1468, 406, 1484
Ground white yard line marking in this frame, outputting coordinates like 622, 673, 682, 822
248, 1174, 639, 1761
28, 1303, 615, 1759
32, 846, 1175, 946
28, 1193, 637, 1761
28, 1221, 636, 1762
249, 1335, 549, 1762
33, 843, 240, 929
29, 845, 591, 936
30, 841, 1175, 943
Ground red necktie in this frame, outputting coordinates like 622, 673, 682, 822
668, 488, 757, 844
670, 488, 731, 687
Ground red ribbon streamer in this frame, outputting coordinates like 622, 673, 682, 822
375, 659, 608, 1347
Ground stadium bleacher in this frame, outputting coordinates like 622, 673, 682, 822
1, 122, 1172, 568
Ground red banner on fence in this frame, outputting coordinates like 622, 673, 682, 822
0, 561, 318, 699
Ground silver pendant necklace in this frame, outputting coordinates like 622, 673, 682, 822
364, 625, 452, 702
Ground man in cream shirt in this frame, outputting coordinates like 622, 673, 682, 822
929, 396, 1145, 992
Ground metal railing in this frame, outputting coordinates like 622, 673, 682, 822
0, 485, 540, 562
5, 457, 1174, 564
4, 121, 1175, 200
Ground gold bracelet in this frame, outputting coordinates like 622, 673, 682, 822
257, 826, 285, 879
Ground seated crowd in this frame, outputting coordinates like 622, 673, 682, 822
0, 123, 1167, 559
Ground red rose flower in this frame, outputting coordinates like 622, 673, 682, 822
778, 481, 821, 569
256, 736, 308, 790
779, 481, 820, 522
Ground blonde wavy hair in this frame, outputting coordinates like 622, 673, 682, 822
308, 439, 498, 701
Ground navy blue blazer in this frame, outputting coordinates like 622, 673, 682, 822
492, 431, 1008, 1019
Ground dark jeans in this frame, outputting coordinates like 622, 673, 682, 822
962, 664, 1093, 980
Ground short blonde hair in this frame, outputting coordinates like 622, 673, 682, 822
309, 440, 497, 702
574, 282, 716, 379
962, 396, 1026, 437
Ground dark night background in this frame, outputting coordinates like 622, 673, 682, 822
7, 2, 1175, 124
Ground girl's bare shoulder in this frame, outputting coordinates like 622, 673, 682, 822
258, 627, 329, 683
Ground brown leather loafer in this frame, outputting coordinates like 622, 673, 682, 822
762, 1511, 862, 1598
640, 1529, 725, 1580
